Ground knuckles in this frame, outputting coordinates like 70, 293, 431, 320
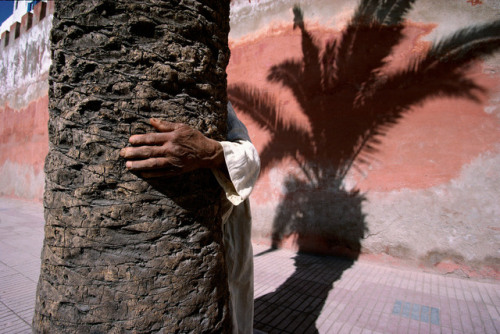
121, 123, 203, 173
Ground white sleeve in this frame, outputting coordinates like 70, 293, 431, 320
212, 102, 260, 206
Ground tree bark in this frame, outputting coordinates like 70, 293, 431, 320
33, 0, 231, 332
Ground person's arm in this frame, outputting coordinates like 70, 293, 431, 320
119, 103, 260, 204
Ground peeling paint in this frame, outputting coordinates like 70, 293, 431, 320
229, 1, 500, 277
0, 160, 44, 200
229, 0, 500, 42
0, 0, 499, 277
362, 146, 500, 272
0, 13, 52, 110
0, 9, 51, 203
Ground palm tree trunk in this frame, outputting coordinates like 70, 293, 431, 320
33, 0, 231, 332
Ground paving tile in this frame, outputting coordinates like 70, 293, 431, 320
2, 198, 500, 334
409, 318, 420, 333
430, 324, 441, 334
418, 322, 431, 334
430, 307, 440, 325
374, 313, 390, 333
350, 325, 363, 334
486, 303, 499, 322
478, 284, 496, 306
440, 326, 453, 334
338, 322, 353, 334
366, 312, 380, 329
459, 318, 474, 334
0, 259, 19, 276
327, 321, 345, 334
15, 308, 34, 323
482, 318, 497, 334
440, 311, 452, 329
469, 315, 484, 333
293, 313, 317, 333
397, 316, 411, 333
450, 311, 464, 331
451, 329, 464, 334
0, 313, 30, 334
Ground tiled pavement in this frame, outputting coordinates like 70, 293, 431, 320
1, 198, 499, 333
0, 198, 43, 334
252, 245, 499, 333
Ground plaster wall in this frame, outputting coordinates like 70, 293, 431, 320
0, 1, 53, 200
228, 0, 500, 277
0, 0, 498, 277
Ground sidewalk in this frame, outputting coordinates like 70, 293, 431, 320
0, 197, 498, 333
252, 246, 499, 333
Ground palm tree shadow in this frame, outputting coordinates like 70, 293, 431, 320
271, 177, 366, 257
229, 0, 500, 332
254, 251, 354, 334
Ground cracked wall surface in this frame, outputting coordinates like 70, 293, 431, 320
228, 0, 500, 278
1, 0, 499, 279
0, 1, 52, 200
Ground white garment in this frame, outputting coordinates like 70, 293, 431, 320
212, 102, 260, 334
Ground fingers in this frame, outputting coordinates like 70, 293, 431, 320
139, 170, 178, 179
125, 157, 174, 171
150, 118, 181, 132
128, 132, 170, 146
120, 145, 165, 159
120, 119, 191, 177
128, 119, 185, 145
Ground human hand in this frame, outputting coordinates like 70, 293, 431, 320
120, 119, 225, 178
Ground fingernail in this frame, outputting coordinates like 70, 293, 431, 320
126, 161, 132, 169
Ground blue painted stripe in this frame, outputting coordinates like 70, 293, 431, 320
411, 304, 420, 320
392, 300, 402, 315
402, 302, 411, 318
431, 307, 440, 325
392, 301, 439, 325
420, 306, 430, 323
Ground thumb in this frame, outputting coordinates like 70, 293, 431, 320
150, 118, 180, 132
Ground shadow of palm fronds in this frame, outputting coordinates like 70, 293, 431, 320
229, 0, 500, 254
240, 1, 500, 333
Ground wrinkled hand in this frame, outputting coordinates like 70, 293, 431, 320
120, 118, 225, 178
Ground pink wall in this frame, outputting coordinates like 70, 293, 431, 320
228, 23, 499, 191
0, 96, 48, 198
0, 1, 53, 200
0, 0, 498, 277
228, 0, 500, 278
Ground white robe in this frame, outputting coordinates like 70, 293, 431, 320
212, 102, 260, 334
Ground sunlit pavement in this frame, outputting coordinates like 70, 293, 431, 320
1, 197, 498, 334
252, 249, 499, 333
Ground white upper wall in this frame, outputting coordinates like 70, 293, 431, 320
0, 0, 32, 36
229, 0, 500, 41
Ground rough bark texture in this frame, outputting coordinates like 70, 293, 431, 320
33, 0, 231, 332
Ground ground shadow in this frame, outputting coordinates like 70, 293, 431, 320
254, 251, 354, 334
228, 0, 500, 332
271, 177, 366, 257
